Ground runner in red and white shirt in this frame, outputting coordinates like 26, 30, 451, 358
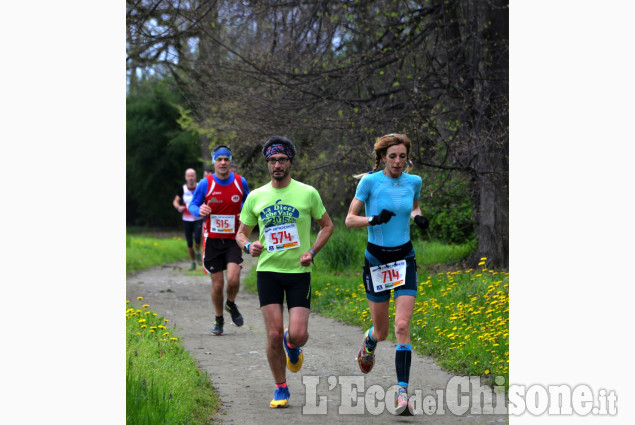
189, 146, 250, 335
173, 168, 204, 271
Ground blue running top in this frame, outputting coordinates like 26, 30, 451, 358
354, 171, 422, 247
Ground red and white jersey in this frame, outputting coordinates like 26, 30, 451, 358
181, 184, 202, 222
202, 173, 244, 239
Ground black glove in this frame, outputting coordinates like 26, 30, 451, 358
369, 209, 396, 226
414, 215, 429, 230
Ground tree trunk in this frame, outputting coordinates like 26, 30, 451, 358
467, 0, 509, 269
471, 170, 508, 269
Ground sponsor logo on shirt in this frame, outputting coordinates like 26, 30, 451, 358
231, 194, 240, 203
260, 199, 300, 227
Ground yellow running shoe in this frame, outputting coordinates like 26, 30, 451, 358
283, 328, 303, 373
270, 386, 290, 408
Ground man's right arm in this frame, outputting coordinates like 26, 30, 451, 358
236, 197, 263, 257
236, 222, 263, 257
173, 195, 185, 212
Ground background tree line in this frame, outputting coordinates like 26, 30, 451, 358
126, 0, 508, 268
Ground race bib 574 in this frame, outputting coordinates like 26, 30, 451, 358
264, 223, 300, 252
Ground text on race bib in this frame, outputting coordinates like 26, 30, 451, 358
264, 223, 300, 252
210, 214, 235, 233
370, 259, 407, 293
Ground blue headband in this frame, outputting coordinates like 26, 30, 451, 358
212, 148, 232, 162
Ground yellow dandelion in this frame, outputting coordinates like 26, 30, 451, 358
137, 296, 143, 300
138, 319, 146, 323
484, 369, 490, 375
142, 304, 149, 309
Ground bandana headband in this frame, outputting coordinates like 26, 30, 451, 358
264, 144, 294, 161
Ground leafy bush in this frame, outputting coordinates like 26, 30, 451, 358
412, 171, 475, 244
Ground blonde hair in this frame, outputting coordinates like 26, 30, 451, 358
353, 133, 413, 179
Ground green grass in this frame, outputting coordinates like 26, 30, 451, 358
243, 227, 508, 388
412, 239, 476, 267
126, 298, 220, 425
126, 233, 191, 274
316, 225, 475, 271
126, 228, 218, 423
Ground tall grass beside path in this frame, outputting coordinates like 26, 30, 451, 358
126, 230, 220, 423
126, 232, 190, 274
317, 225, 475, 272
126, 298, 220, 425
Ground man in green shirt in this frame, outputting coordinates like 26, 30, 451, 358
236, 136, 334, 409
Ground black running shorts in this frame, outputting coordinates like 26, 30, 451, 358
257, 271, 311, 309
183, 219, 203, 247
362, 241, 418, 302
203, 238, 243, 274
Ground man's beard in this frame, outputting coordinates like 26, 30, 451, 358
271, 168, 289, 181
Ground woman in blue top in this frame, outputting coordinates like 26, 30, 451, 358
345, 133, 429, 415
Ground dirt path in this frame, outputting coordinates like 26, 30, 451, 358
126, 256, 508, 424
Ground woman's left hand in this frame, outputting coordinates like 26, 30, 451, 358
414, 215, 429, 230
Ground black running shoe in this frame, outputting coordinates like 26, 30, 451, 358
211, 319, 224, 335
225, 301, 244, 326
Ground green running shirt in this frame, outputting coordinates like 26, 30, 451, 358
240, 179, 326, 273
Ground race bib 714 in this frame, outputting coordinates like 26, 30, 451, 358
370, 259, 407, 292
